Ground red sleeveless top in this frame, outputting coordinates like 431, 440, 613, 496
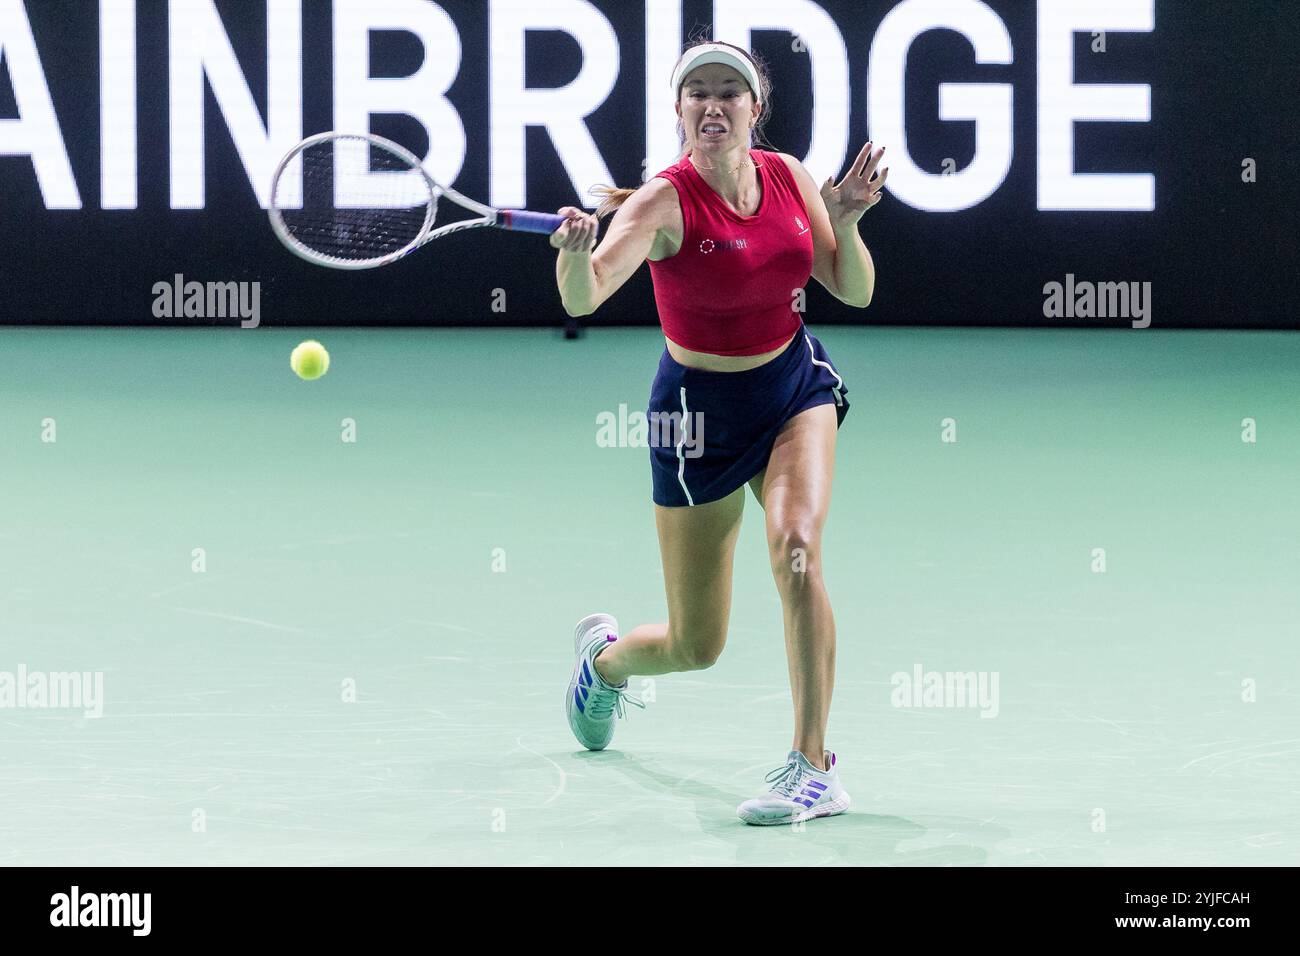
648, 149, 813, 356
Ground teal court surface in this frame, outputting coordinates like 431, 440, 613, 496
1, 326, 1296, 866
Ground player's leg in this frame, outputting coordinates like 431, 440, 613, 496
750, 403, 839, 769
594, 485, 745, 685
735, 402, 849, 823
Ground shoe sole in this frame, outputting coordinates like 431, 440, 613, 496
737, 792, 851, 826
565, 613, 619, 751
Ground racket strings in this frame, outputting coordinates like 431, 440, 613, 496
274, 137, 436, 263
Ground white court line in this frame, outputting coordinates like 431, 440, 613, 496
1178, 738, 1300, 772
159, 606, 311, 634
406, 619, 477, 633
746, 691, 793, 705
1210, 746, 1300, 775
1057, 710, 1141, 737
514, 735, 567, 806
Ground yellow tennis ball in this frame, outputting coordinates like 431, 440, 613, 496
290, 340, 330, 380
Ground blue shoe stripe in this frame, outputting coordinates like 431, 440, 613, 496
579, 684, 589, 702
581, 660, 592, 686
573, 686, 585, 714
806, 780, 827, 792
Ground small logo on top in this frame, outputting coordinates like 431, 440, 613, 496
699, 238, 747, 254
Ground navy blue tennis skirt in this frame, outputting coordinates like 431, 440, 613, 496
647, 324, 849, 508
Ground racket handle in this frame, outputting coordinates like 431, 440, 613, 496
498, 210, 567, 235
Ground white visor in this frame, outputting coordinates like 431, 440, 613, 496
670, 43, 761, 101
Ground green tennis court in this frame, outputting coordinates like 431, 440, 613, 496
1, 326, 1296, 865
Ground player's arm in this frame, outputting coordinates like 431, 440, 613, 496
777, 152, 877, 309
553, 179, 675, 317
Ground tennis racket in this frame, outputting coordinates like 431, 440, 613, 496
267, 131, 567, 270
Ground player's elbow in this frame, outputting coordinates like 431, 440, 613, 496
837, 289, 871, 309
560, 285, 600, 317
564, 300, 596, 318
562, 288, 604, 317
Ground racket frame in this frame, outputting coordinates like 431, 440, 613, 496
268, 131, 506, 271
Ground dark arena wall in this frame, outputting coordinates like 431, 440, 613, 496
0, 0, 1294, 328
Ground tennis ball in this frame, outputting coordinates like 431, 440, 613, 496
290, 340, 330, 380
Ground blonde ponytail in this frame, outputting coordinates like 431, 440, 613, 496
588, 185, 639, 220
589, 144, 692, 219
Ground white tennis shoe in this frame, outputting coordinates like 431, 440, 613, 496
565, 612, 645, 751
737, 749, 851, 825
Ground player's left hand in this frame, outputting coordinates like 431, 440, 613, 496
821, 141, 888, 229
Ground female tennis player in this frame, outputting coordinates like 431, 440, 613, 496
557, 40, 887, 826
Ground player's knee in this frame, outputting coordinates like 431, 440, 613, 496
768, 523, 821, 578
668, 627, 725, 671
680, 641, 725, 670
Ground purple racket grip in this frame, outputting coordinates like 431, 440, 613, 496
498, 209, 567, 235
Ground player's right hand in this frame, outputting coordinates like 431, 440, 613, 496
550, 206, 598, 253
